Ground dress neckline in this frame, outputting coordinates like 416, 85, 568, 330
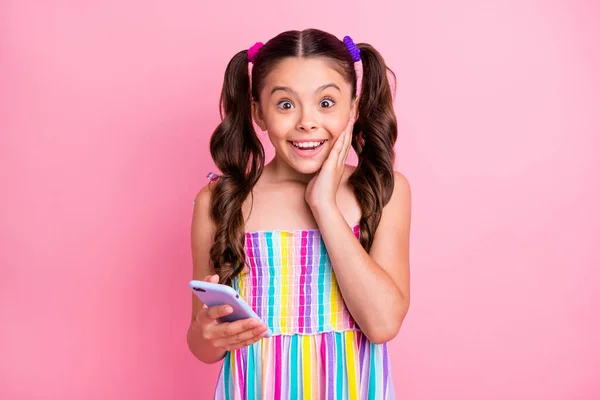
244, 224, 360, 236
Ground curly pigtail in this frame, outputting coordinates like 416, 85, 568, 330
349, 43, 398, 252
209, 50, 265, 285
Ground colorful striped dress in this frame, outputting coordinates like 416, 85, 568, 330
213, 225, 395, 399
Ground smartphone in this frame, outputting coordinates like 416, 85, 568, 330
189, 280, 272, 338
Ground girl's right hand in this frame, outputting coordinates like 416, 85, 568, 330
195, 275, 269, 352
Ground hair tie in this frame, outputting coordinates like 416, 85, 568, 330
248, 42, 264, 63
206, 172, 220, 182
343, 36, 361, 62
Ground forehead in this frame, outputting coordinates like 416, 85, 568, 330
262, 57, 350, 94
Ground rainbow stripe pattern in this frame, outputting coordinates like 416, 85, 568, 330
214, 225, 395, 399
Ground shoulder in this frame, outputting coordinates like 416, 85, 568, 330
192, 181, 217, 232
381, 171, 411, 228
193, 183, 211, 211
190, 182, 219, 288
391, 171, 411, 202
194, 181, 214, 206
193, 172, 220, 211
342, 165, 410, 200
385, 170, 411, 211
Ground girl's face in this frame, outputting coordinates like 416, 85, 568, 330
252, 57, 357, 177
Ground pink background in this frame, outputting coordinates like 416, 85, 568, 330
2, 0, 599, 399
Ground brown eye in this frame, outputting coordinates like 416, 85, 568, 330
277, 100, 294, 110
319, 98, 335, 108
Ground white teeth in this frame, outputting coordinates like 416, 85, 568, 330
292, 141, 324, 149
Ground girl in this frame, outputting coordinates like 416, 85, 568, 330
187, 28, 411, 399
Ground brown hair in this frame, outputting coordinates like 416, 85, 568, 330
209, 29, 397, 285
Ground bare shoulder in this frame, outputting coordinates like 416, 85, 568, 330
378, 170, 411, 226
189, 182, 220, 320
193, 181, 217, 224
341, 166, 410, 201
389, 171, 411, 207
338, 166, 411, 226
191, 182, 217, 274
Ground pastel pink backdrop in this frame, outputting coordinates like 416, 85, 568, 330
1, 0, 599, 399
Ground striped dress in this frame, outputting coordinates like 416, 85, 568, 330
213, 225, 395, 399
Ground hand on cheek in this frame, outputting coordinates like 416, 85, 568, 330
304, 117, 355, 210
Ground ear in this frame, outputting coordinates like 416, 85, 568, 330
251, 100, 267, 131
350, 97, 359, 120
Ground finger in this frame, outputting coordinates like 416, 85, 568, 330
205, 304, 233, 321
338, 128, 352, 167
345, 116, 355, 132
342, 125, 354, 164
331, 132, 344, 153
322, 132, 344, 171
214, 324, 268, 347
337, 126, 350, 167
213, 317, 261, 339
223, 330, 269, 351
333, 128, 346, 153
204, 274, 219, 283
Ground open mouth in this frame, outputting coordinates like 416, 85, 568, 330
290, 141, 326, 150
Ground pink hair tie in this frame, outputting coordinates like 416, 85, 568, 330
248, 42, 264, 63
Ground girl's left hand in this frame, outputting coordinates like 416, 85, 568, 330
305, 117, 355, 211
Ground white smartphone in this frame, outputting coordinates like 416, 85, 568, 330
189, 280, 272, 337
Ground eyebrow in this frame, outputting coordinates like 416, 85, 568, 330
270, 83, 342, 95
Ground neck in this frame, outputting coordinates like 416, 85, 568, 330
267, 155, 316, 184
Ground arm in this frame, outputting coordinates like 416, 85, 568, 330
187, 184, 228, 364
312, 172, 411, 344
187, 183, 269, 363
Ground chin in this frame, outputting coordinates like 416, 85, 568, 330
283, 151, 325, 175
292, 162, 323, 175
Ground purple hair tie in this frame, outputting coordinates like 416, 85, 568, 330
343, 36, 361, 62
247, 42, 264, 63
206, 172, 220, 182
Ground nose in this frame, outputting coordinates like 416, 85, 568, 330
296, 107, 318, 133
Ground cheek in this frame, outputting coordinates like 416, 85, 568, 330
265, 114, 294, 142
324, 112, 351, 139
266, 113, 297, 136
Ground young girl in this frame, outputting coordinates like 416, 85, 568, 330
187, 28, 411, 399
